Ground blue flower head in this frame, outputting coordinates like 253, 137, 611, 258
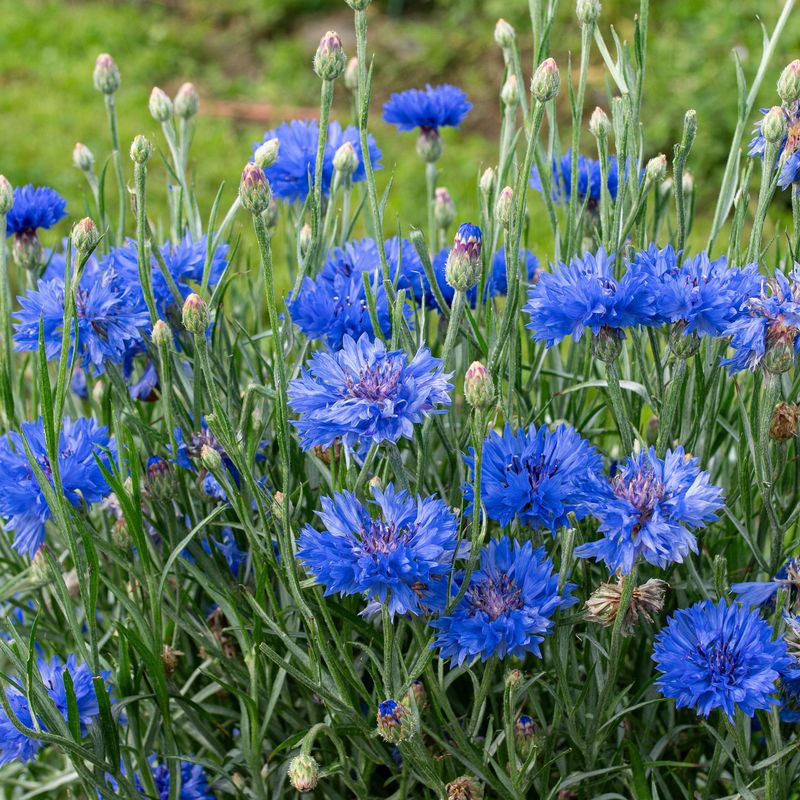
6, 185, 67, 236
254, 119, 382, 203
530, 151, 619, 206
0, 687, 43, 765
731, 557, 800, 610
653, 599, 790, 720
383, 84, 471, 132
288, 333, 453, 454
749, 104, 800, 189
297, 484, 461, 618
464, 423, 602, 532
524, 248, 654, 346
629, 244, 764, 337
575, 446, 724, 575
0, 417, 115, 557
145, 757, 214, 799
722, 268, 800, 373
431, 537, 577, 665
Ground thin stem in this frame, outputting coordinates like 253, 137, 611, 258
656, 354, 687, 457
134, 162, 158, 325
104, 94, 126, 246
605, 359, 634, 454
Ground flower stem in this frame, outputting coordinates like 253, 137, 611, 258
605, 359, 634, 454
104, 93, 126, 246
656, 354, 687, 457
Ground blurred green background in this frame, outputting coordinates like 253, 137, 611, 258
1, 0, 799, 251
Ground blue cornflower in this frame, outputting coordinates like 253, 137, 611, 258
431, 537, 577, 665
749, 104, 800, 189
288, 333, 453, 454
0, 417, 115, 557
530, 151, 619, 206
145, 758, 214, 799
722, 269, 800, 374
731, 557, 800, 609
318, 237, 381, 283
575, 446, 724, 574
524, 248, 654, 347
0, 686, 42, 765
488, 247, 541, 295
463, 423, 602, 532
382, 84, 471, 132
14, 254, 150, 373
629, 244, 764, 337
652, 599, 790, 720
254, 119, 382, 203
297, 483, 461, 618
5, 185, 67, 236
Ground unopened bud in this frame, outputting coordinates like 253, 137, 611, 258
591, 326, 623, 364
501, 74, 520, 109
254, 138, 280, 170
495, 186, 513, 227
369, 475, 383, 490
333, 142, 359, 178
71, 217, 99, 255
288, 754, 319, 792
446, 775, 484, 800
240, 163, 272, 214
531, 58, 560, 103
445, 223, 482, 292
93, 53, 120, 95
514, 714, 537, 756
149, 87, 173, 122
376, 699, 414, 743
589, 107, 610, 140
402, 678, 428, 710
417, 128, 443, 163
13, 232, 43, 271
130, 135, 153, 165
645, 154, 668, 185
344, 57, 360, 92
146, 456, 175, 500
479, 167, 495, 200
0, 176, 13, 215
770, 402, 800, 441
646, 415, 659, 446
494, 19, 516, 49
778, 60, 800, 104
345, 0, 372, 9
182, 293, 209, 334
200, 444, 222, 472
31, 547, 51, 583
314, 31, 346, 82
299, 223, 313, 258
72, 143, 95, 172
576, 0, 601, 25
152, 319, 173, 349
464, 361, 494, 409
763, 106, 788, 145
174, 82, 200, 119
434, 187, 455, 230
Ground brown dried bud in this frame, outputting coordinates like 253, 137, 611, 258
161, 644, 184, 676
585, 577, 669, 635
770, 402, 800, 442
446, 776, 484, 800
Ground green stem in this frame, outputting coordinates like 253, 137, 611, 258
746, 138, 780, 265
0, 213, 14, 426
426, 161, 437, 252
605, 359, 634, 454
656, 354, 687, 457
134, 162, 158, 325
104, 94, 126, 246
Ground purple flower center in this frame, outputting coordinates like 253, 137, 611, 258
344, 359, 402, 402
361, 519, 412, 555
612, 467, 666, 528
469, 573, 523, 620
698, 640, 737, 682
188, 429, 224, 458
509, 454, 558, 495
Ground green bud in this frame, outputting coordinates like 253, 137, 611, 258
182, 293, 209, 334
93, 53, 120, 95
494, 18, 516, 49
501, 74, 520, 109
314, 30, 346, 81
376, 700, 414, 744
416, 128, 443, 163
344, 57, 359, 92
13, 232, 43, 271
495, 185, 513, 228
299, 223, 313, 259
464, 361, 494, 409
531, 58, 560, 103
72, 143, 95, 172
130, 135, 153, 165
149, 86, 173, 122
200, 444, 222, 472
589, 106, 610, 140
345, 0, 372, 9
763, 106, 788, 145
288, 754, 319, 792
0, 176, 13, 215
152, 319, 173, 349
778, 60, 800, 104
479, 167, 495, 201
333, 141, 359, 178
71, 217, 100, 256
645, 153, 668, 185
174, 82, 200, 119
590, 326, 623, 364
240, 163, 272, 215
669, 322, 701, 359
254, 138, 280, 170
434, 187, 456, 230
576, 0, 601, 25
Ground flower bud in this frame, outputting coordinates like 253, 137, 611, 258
591, 326, 622, 364
464, 361, 494, 409
112, 516, 131, 549
13, 232, 43, 271
161, 643, 183, 676
72, 143, 95, 172
314, 31, 346, 82
416, 128, 443, 163
182, 293, 209, 334
495, 185, 513, 228
93, 53, 120, 95
376, 699, 414, 743
445, 223, 482, 292
146, 456, 175, 500
764, 334, 795, 374
682, 170, 694, 195
254, 138, 280, 170
501, 74, 520, 109
514, 714, 537, 756
240, 163, 272, 215
446, 776, 483, 800
763, 106, 788, 145
646, 415, 659, 446
585, 577, 669, 635
344, 57, 359, 92
31, 547, 51, 584
299, 223, 313, 259
369, 474, 382, 490
152, 319, 173, 349
402, 678, 428, 710
345, 0, 372, 9
0, 176, 13, 215
505, 668, 523, 690
494, 19, 516, 49
288, 754, 319, 792
479, 167, 495, 200
576, 0, 601, 25
531, 58, 560, 103
333, 141, 359, 178
770, 402, 800, 442
71, 217, 100, 256
200, 444, 222, 472
589, 107, 610, 140
778, 60, 800, 105
669, 323, 701, 359
130, 135, 153, 165
434, 187, 455, 230
149, 87, 173, 122
645, 153, 668, 185
174, 82, 200, 119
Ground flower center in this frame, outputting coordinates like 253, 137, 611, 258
344, 359, 402, 402
698, 640, 737, 681
361, 519, 412, 555
612, 467, 666, 530
469, 574, 524, 621
509, 454, 558, 496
